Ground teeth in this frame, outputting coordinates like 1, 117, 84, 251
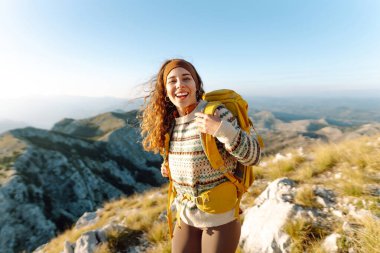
176, 92, 188, 97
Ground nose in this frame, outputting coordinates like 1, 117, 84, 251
175, 79, 185, 89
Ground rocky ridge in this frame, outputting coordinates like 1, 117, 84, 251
0, 111, 164, 253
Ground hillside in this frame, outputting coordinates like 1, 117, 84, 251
0, 110, 164, 253
251, 110, 380, 154
2, 104, 380, 252
35, 134, 380, 253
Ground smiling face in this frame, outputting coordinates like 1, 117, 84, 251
165, 67, 198, 116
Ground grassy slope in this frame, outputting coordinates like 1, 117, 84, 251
0, 133, 27, 184
41, 134, 380, 253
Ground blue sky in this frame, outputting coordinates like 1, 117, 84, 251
0, 0, 379, 98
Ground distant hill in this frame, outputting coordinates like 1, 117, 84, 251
0, 119, 28, 135
2, 95, 380, 133
0, 95, 143, 132
249, 96, 380, 125
250, 109, 380, 154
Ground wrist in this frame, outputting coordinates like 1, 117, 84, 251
213, 120, 239, 144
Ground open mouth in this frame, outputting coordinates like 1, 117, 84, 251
175, 92, 189, 99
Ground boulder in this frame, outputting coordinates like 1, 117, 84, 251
240, 178, 296, 253
239, 178, 337, 253
75, 210, 102, 229
322, 233, 341, 253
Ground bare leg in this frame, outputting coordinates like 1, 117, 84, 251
172, 221, 203, 253
201, 219, 241, 253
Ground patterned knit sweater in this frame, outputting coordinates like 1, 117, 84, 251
168, 100, 261, 228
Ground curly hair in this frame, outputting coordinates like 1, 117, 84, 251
140, 59, 205, 155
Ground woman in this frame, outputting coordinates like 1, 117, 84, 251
140, 59, 261, 253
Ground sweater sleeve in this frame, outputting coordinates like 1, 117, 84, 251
212, 105, 261, 166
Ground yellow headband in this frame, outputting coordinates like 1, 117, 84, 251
163, 59, 199, 86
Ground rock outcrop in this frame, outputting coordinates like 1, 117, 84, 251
33, 221, 144, 253
239, 176, 379, 253
240, 178, 296, 253
0, 111, 164, 253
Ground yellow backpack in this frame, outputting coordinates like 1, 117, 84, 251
164, 89, 263, 238
201, 89, 264, 191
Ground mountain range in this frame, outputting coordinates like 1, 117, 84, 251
1, 98, 380, 252
2, 95, 380, 134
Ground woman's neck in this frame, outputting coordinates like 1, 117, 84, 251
177, 102, 199, 117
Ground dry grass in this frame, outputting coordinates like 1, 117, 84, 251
283, 218, 313, 253
366, 197, 380, 217
340, 166, 366, 197
252, 165, 266, 179
324, 162, 379, 199
264, 154, 305, 180
283, 217, 328, 253
312, 144, 339, 175
122, 203, 165, 231
145, 241, 171, 253
307, 241, 328, 253
0, 133, 27, 158
350, 215, 380, 253
93, 227, 143, 253
42, 187, 168, 253
294, 185, 322, 208
290, 163, 314, 183
339, 139, 379, 168
112, 229, 143, 251
146, 221, 169, 243
293, 135, 380, 193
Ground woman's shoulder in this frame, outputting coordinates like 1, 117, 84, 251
213, 104, 235, 122
202, 100, 231, 115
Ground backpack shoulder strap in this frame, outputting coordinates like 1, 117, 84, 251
163, 122, 176, 238
201, 102, 225, 170
201, 102, 245, 194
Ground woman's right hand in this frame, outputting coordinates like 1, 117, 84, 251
161, 162, 169, 177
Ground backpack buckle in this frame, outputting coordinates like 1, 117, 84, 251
217, 166, 229, 174
195, 193, 210, 205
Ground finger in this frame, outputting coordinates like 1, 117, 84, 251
198, 124, 207, 133
194, 118, 205, 125
195, 112, 209, 119
161, 169, 169, 177
195, 121, 203, 131
195, 119, 207, 128
195, 120, 206, 129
